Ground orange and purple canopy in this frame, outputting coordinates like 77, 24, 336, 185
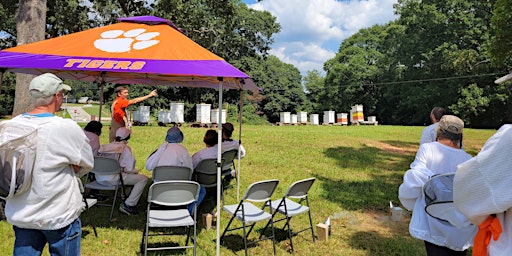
0, 16, 258, 90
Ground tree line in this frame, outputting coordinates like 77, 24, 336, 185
1, 0, 512, 128
307, 0, 512, 128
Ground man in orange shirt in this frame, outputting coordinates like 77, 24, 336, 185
109, 86, 157, 142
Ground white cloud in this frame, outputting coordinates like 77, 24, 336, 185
247, 0, 398, 76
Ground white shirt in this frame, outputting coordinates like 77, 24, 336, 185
454, 124, 512, 256
191, 145, 218, 169
84, 130, 100, 156
398, 142, 476, 251
5, 115, 94, 230
420, 123, 438, 144
145, 142, 193, 171
221, 139, 246, 171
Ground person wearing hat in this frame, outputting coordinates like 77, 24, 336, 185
453, 123, 512, 256
420, 107, 445, 145
399, 115, 476, 255
4, 73, 94, 255
146, 126, 192, 170
109, 85, 157, 142
97, 127, 148, 215
145, 126, 205, 213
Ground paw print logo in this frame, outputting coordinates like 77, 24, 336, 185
94, 28, 160, 53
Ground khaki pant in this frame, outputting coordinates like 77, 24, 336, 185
109, 119, 125, 142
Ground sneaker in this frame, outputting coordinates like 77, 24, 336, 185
120, 202, 139, 215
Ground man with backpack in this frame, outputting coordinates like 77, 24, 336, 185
3, 73, 94, 255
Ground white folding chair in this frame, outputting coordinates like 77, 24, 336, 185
221, 179, 280, 256
141, 180, 201, 256
152, 165, 193, 182
221, 149, 238, 176
262, 177, 316, 253
84, 157, 126, 221
194, 158, 225, 203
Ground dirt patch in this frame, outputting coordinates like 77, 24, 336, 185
364, 141, 417, 155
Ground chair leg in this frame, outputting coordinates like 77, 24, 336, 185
242, 220, 249, 256
220, 214, 236, 242
307, 209, 316, 242
260, 207, 279, 239
143, 224, 149, 256
140, 226, 146, 255
185, 226, 191, 246
285, 216, 295, 253
193, 213, 197, 256
110, 186, 119, 221
270, 215, 277, 255
90, 218, 98, 237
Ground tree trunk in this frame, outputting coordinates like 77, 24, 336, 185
12, 0, 47, 116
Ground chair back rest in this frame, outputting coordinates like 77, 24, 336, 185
148, 180, 200, 207
221, 149, 238, 168
243, 179, 279, 202
286, 177, 316, 199
91, 157, 122, 175
194, 158, 223, 186
153, 165, 193, 182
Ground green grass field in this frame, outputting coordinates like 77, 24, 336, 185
0, 123, 497, 255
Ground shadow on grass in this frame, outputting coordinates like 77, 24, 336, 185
348, 231, 425, 256
219, 225, 286, 254
80, 182, 224, 236
319, 141, 416, 211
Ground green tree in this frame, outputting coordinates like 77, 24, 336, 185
246, 56, 309, 123
489, 0, 512, 66
303, 69, 324, 113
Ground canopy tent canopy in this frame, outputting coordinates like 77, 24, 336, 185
0, 15, 255, 255
0, 15, 258, 90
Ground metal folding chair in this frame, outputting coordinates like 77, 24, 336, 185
221, 149, 238, 176
152, 165, 193, 182
84, 157, 126, 221
221, 179, 280, 256
141, 180, 201, 256
193, 158, 225, 203
262, 177, 316, 253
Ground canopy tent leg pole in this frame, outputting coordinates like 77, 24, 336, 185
237, 89, 244, 201
0, 71, 3, 95
99, 82, 104, 121
98, 74, 106, 121
216, 77, 224, 256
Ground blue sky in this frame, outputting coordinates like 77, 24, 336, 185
242, 0, 398, 76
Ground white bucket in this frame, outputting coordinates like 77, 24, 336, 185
391, 207, 404, 221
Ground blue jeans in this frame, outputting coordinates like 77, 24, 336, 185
188, 185, 206, 214
13, 218, 82, 256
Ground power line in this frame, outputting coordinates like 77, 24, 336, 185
350, 72, 509, 87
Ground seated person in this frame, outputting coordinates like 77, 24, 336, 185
83, 120, 106, 201
191, 129, 219, 169
96, 127, 148, 215
221, 122, 246, 179
146, 126, 205, 214
146, 126, 192, 170
83, 120, 103, 156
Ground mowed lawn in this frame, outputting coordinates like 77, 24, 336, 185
0, 124, 497, 255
